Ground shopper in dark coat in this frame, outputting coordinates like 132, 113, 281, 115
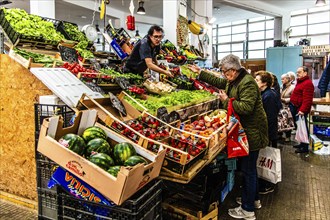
189, 54, 268, 220
255, 71, 282, 148
318, 61, 330, 97
290, 66, 314, 153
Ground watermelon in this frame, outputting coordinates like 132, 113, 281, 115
89, 153, 114, 170
86, 138, 112, 158
113, 142, 137, 165
107, 166, 121, 177
58, 133, 86, 156
124, 155, 148, 167
82, 126, 107, 143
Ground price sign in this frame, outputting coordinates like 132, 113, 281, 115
59, 45, 78, 63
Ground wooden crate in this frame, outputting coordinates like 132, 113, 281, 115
162, 200, 218, 220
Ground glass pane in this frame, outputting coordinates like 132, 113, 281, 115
308, 11, 330, 24
249, 31, 265, 40
249, 22, 265, 32
218, 44, 231, 52
232, 20, 246, 25
219, 27, 231, 35
232, 43, 243, 51
265, 16, 274, 20
218, 52, 229, 60
249, 41, 264, 50
266, 20, 274, 29
309, 35, 330, 45
212, 29, 217, 36
309, 5, 330, 12
232, 51, 243, 59
218, 35, 231, 43
232, 33, 246, 41
265, 40, 274, 48
248, 50, 265, 59
308, 23, 330, 34
232, 24, 246, 34
291, 15, 307, 26
291, 26, 307, 36
249, 16, 266, 22
213, 37, 217, 43
266, 30, 274, 38
291, 9, 307, 16
219, 22, 231, 27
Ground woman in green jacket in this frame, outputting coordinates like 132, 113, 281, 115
190, 54, 268, 220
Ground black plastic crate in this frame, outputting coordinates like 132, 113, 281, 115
34, 103, 75, 133
36, 152, 59, 191
58, 179, 162, 220
38, 188, 61, 220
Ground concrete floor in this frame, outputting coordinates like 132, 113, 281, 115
0, 138, 329, 220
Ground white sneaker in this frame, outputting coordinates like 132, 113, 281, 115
236, 197, 262, 209
228, 206, 256, 220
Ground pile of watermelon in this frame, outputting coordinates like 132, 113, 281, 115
58, 126, 148, 177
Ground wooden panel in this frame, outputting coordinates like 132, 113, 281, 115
0, 55, 51, 201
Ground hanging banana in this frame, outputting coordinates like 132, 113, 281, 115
100, 0, 105, 20
188, 20, 204, 35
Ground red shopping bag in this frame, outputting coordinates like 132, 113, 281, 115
227, 98, 249, 158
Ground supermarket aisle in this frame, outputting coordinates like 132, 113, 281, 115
0, 139, 329, 220
218, 139, 330, 220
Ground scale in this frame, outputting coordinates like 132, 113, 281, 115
82, 25, 98, 42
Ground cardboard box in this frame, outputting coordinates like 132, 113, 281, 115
37, 110, 166, 205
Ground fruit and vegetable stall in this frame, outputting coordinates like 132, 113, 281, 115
0, 7, 236, 220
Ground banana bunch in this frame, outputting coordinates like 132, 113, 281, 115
188, 20, 204, 35
313, 142, 323, 151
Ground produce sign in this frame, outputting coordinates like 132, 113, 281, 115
124, 90, 215, 114
1, 8, 64, 45
59, 45, 78, 63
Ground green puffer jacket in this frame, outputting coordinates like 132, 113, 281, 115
199, 69, 268, 151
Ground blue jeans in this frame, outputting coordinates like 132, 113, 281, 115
289, 103, 309, 150
241, 150, 260, 212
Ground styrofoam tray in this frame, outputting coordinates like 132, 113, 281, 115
30, 68, 103, 107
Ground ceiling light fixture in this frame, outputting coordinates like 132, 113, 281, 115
315, 0, 326, 6
137, 1, 146, 15
0, 0, 12, 6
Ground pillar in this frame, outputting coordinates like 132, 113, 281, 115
163, 0, 180, 46
191, 0, 213, 66
30, 0, 55, 19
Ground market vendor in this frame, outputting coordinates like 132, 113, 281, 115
123, 25, 174, 78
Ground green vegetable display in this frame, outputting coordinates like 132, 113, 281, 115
125, 90, 214, 114
3, 8, 64, 42
100, 69, 144, 84
63, 22, 88, 42
13, 47, 62, 65
180, 65, 199, 79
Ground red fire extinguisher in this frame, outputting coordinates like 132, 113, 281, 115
126, 15, 135, 31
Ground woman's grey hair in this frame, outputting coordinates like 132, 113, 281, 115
287, 71, 295, 81
281, 73, 290, 80
219, 54, 241, 71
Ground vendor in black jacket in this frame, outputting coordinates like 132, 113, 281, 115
123, 25, 173, 78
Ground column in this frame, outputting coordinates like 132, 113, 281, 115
163, 0, 179, 46
191, 0, 213, 66
30, 0, 55, 19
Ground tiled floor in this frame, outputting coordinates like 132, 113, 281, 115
0, 139, 329, 220
218, 138, 330, 220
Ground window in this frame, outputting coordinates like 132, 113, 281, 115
213, 16, 274, 60
290, 6, 330, 45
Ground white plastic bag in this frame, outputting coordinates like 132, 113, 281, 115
295, 115, 309, 144
257, 147, 282, 184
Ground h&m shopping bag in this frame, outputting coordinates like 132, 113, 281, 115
257, 146, 282, 184
226, 98, 249, 158
295, 115, 309, 144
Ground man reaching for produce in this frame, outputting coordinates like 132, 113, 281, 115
123, 25, 173, 78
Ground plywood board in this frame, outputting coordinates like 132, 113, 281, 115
0, 55, 52, 201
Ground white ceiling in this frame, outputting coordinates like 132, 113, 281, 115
4, 0, 324, 31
